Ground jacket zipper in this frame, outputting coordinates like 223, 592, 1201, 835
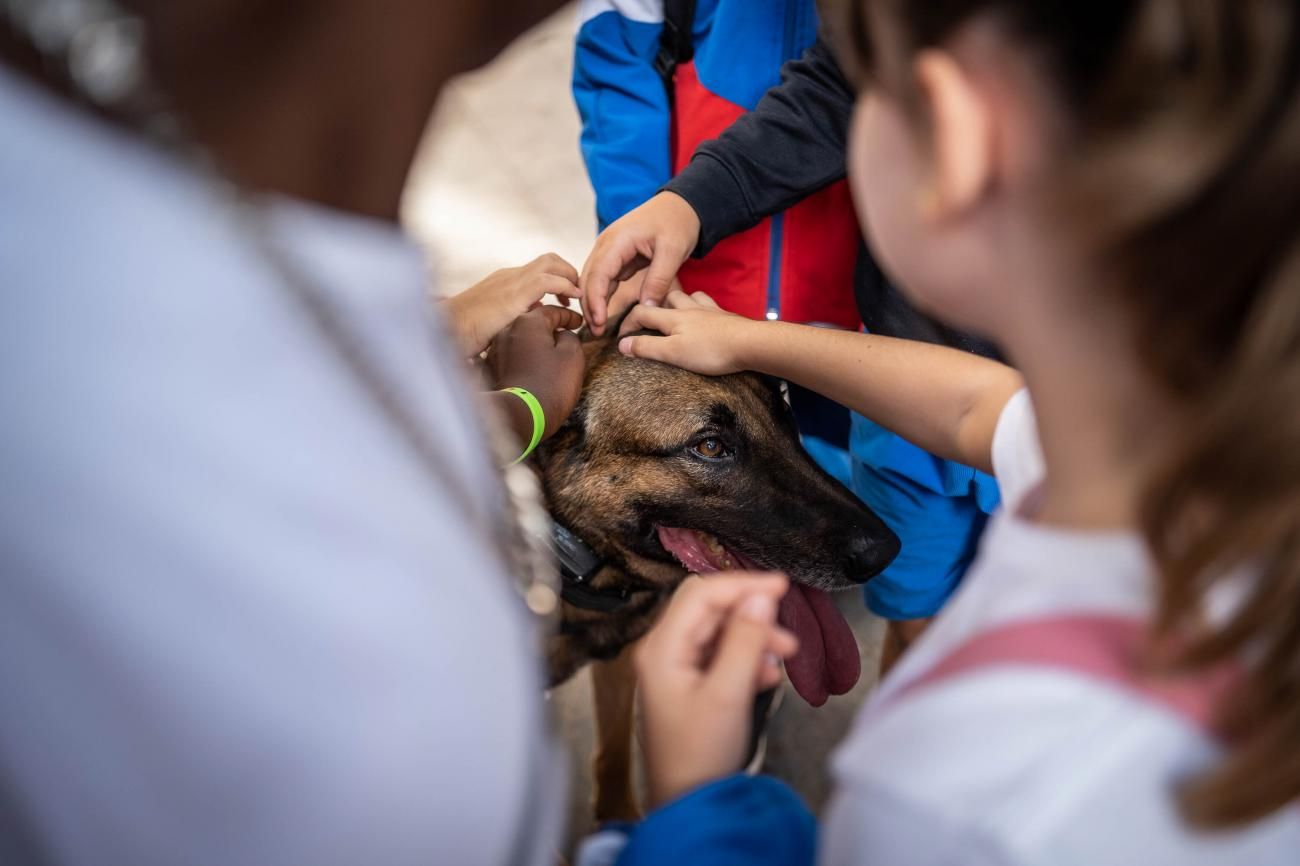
767, 2, 799, 321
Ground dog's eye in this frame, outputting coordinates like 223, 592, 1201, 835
692, 438, 727, 460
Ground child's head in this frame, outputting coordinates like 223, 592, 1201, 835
829, 0, 1300, 828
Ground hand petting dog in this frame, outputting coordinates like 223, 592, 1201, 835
635, 573, 798, 808
617, 289, 756, 375
444, 253, 583, 357
580, 191, 701, 335
486, 305, 586, 441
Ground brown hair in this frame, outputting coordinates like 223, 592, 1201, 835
828, 0, 1300, 830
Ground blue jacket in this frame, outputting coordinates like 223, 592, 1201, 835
573, 0, 862, 329
576, 775, 815, 866
574, 0, 820, 229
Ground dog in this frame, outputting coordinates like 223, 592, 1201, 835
532, 320, 900, 821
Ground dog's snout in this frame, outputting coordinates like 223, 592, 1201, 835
841, 531, 900, 583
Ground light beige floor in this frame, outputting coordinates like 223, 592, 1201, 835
403, 5, 597, 297
402, 4, 885, 852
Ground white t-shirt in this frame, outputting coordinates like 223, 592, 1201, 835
0, 69, 564, 865
821, 390, 1299, 865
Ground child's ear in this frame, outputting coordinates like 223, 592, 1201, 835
914, 48, 993, 222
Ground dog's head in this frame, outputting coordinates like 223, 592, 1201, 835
535, 320, 900, 703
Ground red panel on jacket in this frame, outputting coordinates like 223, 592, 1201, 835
670, 61, 860, 330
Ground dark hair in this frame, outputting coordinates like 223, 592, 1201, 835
829, 0, 1300, 830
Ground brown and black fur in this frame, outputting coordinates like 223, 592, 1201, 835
536, 324, 899, 684
532, 319, 899, 820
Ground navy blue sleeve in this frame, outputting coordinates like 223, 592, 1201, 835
616, 775, 816, 866
573, 8, 673, 231
664, 36, 853, 256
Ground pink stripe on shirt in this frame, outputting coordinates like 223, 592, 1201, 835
878, 614, 1240, 737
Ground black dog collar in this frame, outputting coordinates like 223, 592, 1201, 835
550, 523, 636, 614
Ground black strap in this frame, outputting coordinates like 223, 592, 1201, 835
654, 0, 697, 97
550, 522, 642, 613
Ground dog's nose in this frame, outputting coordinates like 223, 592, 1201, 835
841, 532, 900, 583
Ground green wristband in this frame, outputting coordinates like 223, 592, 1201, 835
502, 387, 545, 465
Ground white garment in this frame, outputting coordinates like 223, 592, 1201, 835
578, 0, 663, 26
822, 389, 1300, 865
0, 69, 564, 866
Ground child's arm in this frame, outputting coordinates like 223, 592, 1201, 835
484, 306, 586, 458
582, 37, 857, 333
749, 324, 1021, 475
619, 294, 1022, 474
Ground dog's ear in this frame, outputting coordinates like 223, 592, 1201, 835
598, 305, 668, 350
607, 305, 638, 336
577, 305, 637, 345
578, 305, 664, 362
581, 337, 605, 366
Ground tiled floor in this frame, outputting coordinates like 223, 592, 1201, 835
402, 4, 885, 852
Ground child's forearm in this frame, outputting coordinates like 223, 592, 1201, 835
737, 322, 1022, 474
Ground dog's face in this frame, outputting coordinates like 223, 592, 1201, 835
536, 335, 900, 596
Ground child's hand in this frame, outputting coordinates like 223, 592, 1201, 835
580, 192, 701, 336
636, 574, 798, 808
616, 290, 758, 375
603, 270, 685, 335
445, 254, 582, 357
486, 306, 586, 439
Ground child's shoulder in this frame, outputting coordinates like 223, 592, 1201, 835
833, 668, 1298, 864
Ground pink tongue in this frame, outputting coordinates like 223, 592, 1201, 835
656, 526, 733, 573
777, 584, 861, 707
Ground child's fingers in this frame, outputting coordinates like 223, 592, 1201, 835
617, 304, 678, 337
758, 657, 785, 691
766, 626, 799, 660
704, 593, 780, 701
662, 289, 699, 310
580, 239, 641, 333
535, 253, 580, 285
605, 280, 643, 326
664, 288, 719, 311
641, 250, 685, 309
535, 305, 584, 333
578, 260, 614, 333
618, 334, 679, 365
543, 274, 583, 300
640, 574, 790, 672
